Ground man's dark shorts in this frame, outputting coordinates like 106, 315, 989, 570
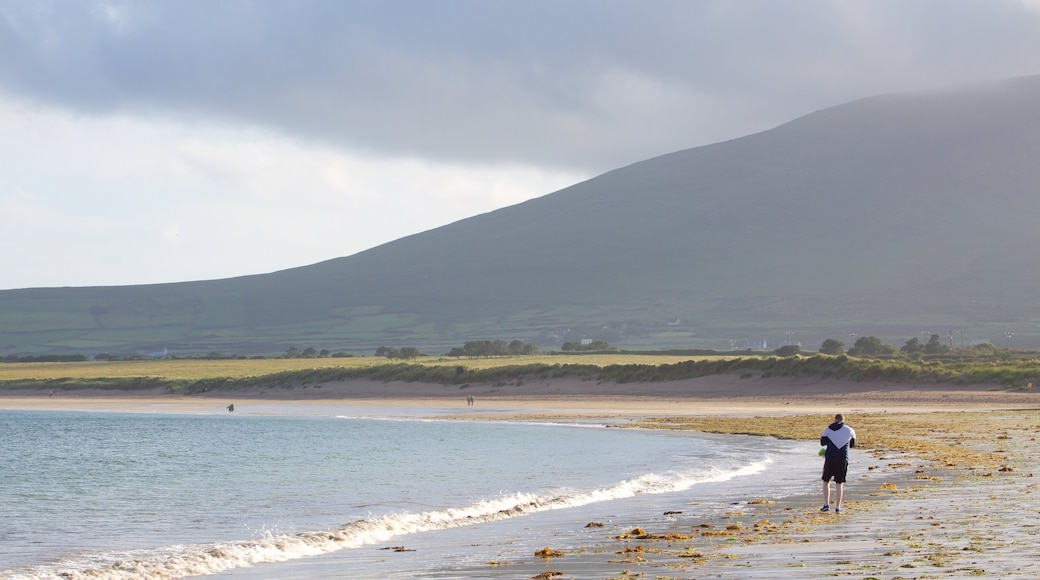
821, 457, 849, 483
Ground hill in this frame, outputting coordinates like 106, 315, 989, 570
4, 75, 1040, 356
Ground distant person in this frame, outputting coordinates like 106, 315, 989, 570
466, 395, 474, 406
227, 403, 235, 413
820, 413, 856, 514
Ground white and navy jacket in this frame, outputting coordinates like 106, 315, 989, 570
821, 421, 857, 460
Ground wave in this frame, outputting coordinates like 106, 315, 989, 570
3, 460, 770, 580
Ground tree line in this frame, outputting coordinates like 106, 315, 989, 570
560, 340, 614, 352
284, 347, 355, 359
769, 334, 999, 358
375, 346, 424, 360
2, 354, 89, 363
445, 339, 539, 358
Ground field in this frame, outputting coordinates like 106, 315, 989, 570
0, 354, 726, 382
5, 352, 1040, 397
0, 357, 382, 381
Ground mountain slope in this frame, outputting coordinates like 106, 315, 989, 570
4, 75, 1040, 356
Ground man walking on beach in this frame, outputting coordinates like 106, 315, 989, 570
821, 413, 856, 514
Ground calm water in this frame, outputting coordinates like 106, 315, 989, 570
0, 408, 818, 579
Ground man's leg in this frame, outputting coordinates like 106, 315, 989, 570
822, 479, 831, 508
835, 482, 844, 510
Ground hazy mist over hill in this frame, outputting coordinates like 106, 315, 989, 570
4, 75, 1040, 356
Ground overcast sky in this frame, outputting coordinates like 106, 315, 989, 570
2, 1, 1039, 289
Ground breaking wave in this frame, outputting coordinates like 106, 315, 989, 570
2, 460, 769, 579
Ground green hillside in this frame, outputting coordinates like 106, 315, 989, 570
4, 75, 1040, 357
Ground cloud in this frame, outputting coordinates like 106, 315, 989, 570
160, 221, 181, 244
1, 0, 1039, 288
2, 1, 1035, 174
0, 95, 584, 288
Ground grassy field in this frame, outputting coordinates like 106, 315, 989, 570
4, 352, 1040, 394
0, 354, 723, 381
0, 357, 383, 381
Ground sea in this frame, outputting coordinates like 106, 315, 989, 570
0, 405, 825, 579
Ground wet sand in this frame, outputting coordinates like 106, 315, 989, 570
475, 410, 1040, 579
3, 375, 1039, 578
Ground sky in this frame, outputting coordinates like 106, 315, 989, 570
2, 1, 1040, 290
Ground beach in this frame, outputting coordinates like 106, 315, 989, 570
3, 375, 1039, 578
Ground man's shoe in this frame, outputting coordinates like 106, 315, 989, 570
820, 505, 829, 512
835, 507, 842, 514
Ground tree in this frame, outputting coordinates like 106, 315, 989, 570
463, 340, 491, 357
972, 342, 998, 355
849, 336, 883, 356
490, 340, 510, 357
924, 334, 946, 355
774, 344, 800, 357
399, 346, 421, 360
508, 339, 525, 356
819, 338, 845, 355
302, 347, 319, 358
900, 337, 923, 355
286, 346, 301, 359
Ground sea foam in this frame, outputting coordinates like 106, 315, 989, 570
4, 459, 770, 580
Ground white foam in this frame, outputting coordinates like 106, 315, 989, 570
3, 460, 770, 579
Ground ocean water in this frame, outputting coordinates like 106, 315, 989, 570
0, 407, 820, 579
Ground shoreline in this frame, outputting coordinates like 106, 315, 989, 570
3, 374, 1038, 417
4, 377, 1039, 577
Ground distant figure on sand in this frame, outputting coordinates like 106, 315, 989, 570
466, 395, 474, 406
820, 413, 856, 514
226, 403, 235, 413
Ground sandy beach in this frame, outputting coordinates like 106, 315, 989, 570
4, 374, 1037, 416
4, 374, 1039, 578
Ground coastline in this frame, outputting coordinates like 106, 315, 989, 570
3, 374, 1037, 416
3, 376, 1039, 578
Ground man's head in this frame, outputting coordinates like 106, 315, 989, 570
834, 413, 845, 423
